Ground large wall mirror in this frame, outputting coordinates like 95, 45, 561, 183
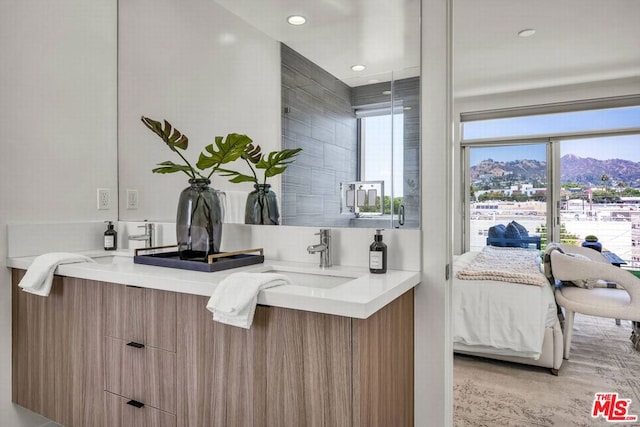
117, 0, 420, 229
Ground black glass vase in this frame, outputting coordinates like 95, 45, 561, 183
176, 179, 223, 261
245, 184, 279, 225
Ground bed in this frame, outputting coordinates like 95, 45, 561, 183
453, 246, 564, 374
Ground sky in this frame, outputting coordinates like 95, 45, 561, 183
467, 106, 640, 166
362, 114, 404, 196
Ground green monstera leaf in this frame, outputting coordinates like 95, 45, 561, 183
218, 146, 302, 185
196, 133, 253, 178
242, 143, 262, 164
151, 161, 195, 175
217, 143, 263, 184
141, 116, 188, 152
257, 148, 303, 179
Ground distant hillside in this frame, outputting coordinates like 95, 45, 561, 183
470, 158, 546, 184
561, 154, 640, 187
470, 155, 640, 188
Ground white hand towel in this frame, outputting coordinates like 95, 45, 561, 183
219, 190, 248, 224
18, 252, 96, 297
206, 272, 291, 328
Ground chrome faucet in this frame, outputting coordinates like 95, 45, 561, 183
307, 229, 332, 268
128, 222, 154, 248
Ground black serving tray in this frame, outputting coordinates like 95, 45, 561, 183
133, 247, 264, 272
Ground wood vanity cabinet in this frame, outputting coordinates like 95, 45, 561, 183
103, 283, 177, 426
13, 270, 413, 427
176, 288, 414, 427
11, 270, 105, 427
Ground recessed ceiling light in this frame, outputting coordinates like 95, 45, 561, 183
368, 79, 380, 84
351, 64, 366, 72
518, 28, 536, 38
287, 15, 306, 26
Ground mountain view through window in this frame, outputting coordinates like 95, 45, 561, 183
464, 105, 640, 268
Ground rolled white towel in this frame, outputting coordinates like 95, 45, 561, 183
219, 190, 248, 224
206, 272, 291, 328
18, 252, 96, 297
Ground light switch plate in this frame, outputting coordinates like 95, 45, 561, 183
126, 189, 138, 210
97, 188, 110, 210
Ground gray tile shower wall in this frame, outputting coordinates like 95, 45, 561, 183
281, 43, 420, 228
281, 43, 357, 227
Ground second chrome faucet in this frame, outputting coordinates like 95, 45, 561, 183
128, 222, 154, 248
307, 229, 332, 268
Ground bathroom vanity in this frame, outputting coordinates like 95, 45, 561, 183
9, 253, 418, 427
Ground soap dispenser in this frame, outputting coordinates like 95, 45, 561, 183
104, 221, 117, 251
369, 229, 387, 274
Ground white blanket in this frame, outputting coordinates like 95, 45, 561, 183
453, 251, 557, 359
206, 272, 291, 329
18, 252, 96, 297
456, 245, 547, 287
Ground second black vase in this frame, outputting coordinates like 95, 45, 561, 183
245, 184, 279, 225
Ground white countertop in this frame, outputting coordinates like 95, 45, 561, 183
7, 250, 420, 319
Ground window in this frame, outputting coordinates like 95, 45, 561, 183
461, 101, 640, 264
467, 143, 548, 251
358, 110, 404, 216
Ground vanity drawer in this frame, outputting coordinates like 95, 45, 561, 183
103, 283, 176, 352
105, 336, 176, 414
105, 391, 176, 427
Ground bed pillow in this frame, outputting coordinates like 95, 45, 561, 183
510, 220, 529, 237
504, 222, 525, 247
488, 224, 507, 246
488, 224, 506, 238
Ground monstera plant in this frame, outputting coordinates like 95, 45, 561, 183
218, 143, 302, 187
218, 143, 302, 225
141, 116, 253, 260
140, 116, 251, 180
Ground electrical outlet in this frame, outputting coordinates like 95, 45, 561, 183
126, 189, 138, 209
97, 188, 110, 210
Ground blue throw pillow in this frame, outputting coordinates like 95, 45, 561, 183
488, 224, 506, 238
504, 222, 524, 247
510, 220, 529, 237
504, 222, 522, 239
488, 224, 507, 247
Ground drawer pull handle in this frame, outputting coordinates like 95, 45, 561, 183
126, 341, 145, 349
126, 399, 145, 408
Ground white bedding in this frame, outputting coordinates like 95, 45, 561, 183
453, 250, 557, 359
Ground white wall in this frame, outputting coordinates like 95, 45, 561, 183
416, 0, 453, 424
0, 0, 117, 406
118, 0, 281, 222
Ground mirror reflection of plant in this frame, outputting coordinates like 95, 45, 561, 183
218, 143, 302, 186
140, 116, 251, 180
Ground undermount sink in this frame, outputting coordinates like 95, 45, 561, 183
92, 254, 133, 265
259, 267, 360, 289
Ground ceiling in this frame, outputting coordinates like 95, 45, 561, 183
454, 0, 640, 97
215, 0, 640, 96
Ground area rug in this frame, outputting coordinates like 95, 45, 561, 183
454, 314, 640, 426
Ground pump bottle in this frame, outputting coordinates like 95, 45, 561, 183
369, 229, 387, 274
104, 221, 117, 251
